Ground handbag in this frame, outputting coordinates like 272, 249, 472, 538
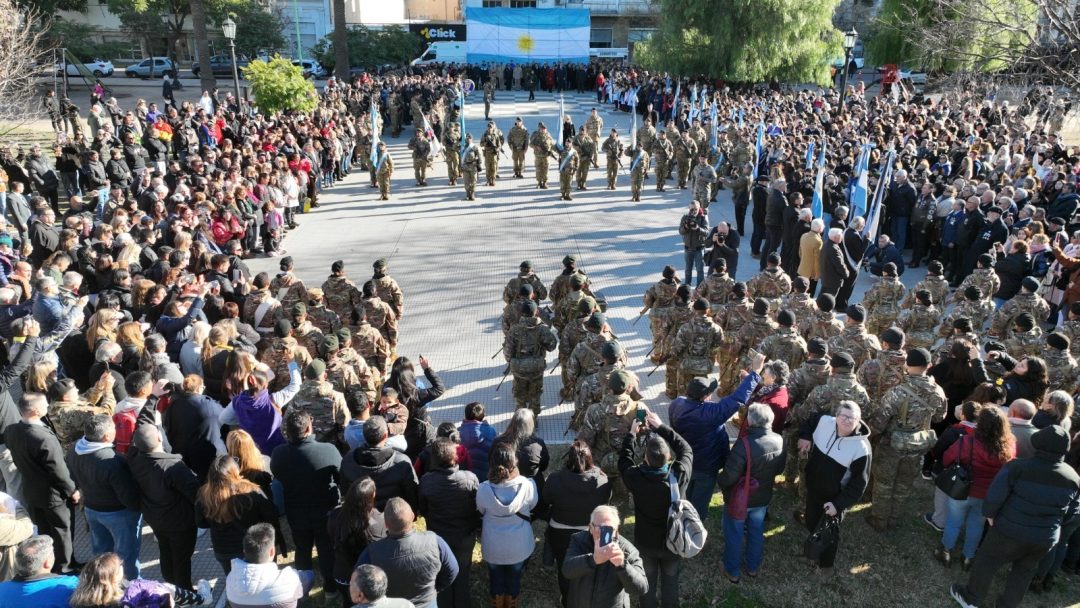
803, 515, 840, 562
724, 437, 759, 520
935, 434, 974, 500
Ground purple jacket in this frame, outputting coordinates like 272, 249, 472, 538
231, 390, 284, 455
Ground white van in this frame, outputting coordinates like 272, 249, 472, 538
411, 42, 467, 66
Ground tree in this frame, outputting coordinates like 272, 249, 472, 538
229, 1, 286, 58
44, 19, 130, 61
637, 0, 841, 84
243, 56, 317, 115
15, 0, 86, 14
106, 0, 192, 61
312, 25, 421, 72
0, 0, 50, 137
191, 0, 216, 93
332, 0, 348, 81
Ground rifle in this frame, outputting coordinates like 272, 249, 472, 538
495, 364, 511, 391
646, 355, 669, 377
491, 345, 503, 359
548, 358, 562, 375
631, 306, 649, 326
644, 343, 656, 359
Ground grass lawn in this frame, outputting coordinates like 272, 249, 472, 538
294, 445, 1078, 608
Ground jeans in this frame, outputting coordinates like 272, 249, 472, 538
685, 470, 717, 523
890, 216, 909, 252
684, 248, 705, 286
488, 560, 527, 597
84, 507, 142, 579
640, 547, 680, 608
943, 497, 986, 559
722, 506, 767, 578
962, 526, 1053, 608
290, 519, 334, 591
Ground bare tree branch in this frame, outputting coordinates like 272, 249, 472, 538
0, 0, 52, 138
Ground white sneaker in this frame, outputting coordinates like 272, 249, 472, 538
197, 579, 213, 607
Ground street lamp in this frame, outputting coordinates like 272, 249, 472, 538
838, 28, 858, 112
222, 16, 243, 108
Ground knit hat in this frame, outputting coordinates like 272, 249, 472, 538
881, 327, 905, 347
816, 293, 835, 312
882, 262, 898, 277
753, 298, 769, 316
831, 352, 856, 370
1031, 425, 1070, 456
521, 283, 535, 298
777, 309, 796, 327
290, 302, 307, 317
336, 327, 351, 343
928, 261, 944, 275
608, 369, 631, 394
662, 265, 677, 279
808, 337, 828, 356
331, 260, 345, 274
732, 282, 747, 298
274, 319, 292, 337
916, 289, 932, 306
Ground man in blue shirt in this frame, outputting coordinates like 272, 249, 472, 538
0, 536, 78, 608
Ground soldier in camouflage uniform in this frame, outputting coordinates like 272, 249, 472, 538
863, 263, 907, 336
572, 129, 595, 190
503, 260, 548, 304
601, 129, 623, 190
375, 142, 394, 201
670, 298, 725, 392
688, 119, 707, 157
270, 256, 307, 312
691, 156, 717, 207
747, 254, 792, 316
503, 283, 538, 336
897, 290, 940, 350
714, 283, 755, 393
361, 281, 398, 356
263, 321, 309, 392
568, 312, 619, 399
989, 277, 1051, 338
549, 255, 586, 308
867, 348, 946, 531
289, 303, 324, 360
858, 327, 908, 404
529, 122, 556, 189
585, 108, 603, 168
828, 304, 882, 370
575, 341, 642, 430
950, 254, 1000, 305
504, 301, 558, 414
651, 131, 674, 192
242, 274, 284, 346
389, 92, 404, 137
800, 293, 844, 342
350, 306, 392, 376
674, 132, 698, 190
289, 359, 350, 447
658, 286, 694, 398
555, 273, 591, 335
760, 309, 808, 371
481, 121, 504, 186
626, 142, 650, 202
780, 278, 816, 327
939, 286, 995, 337
305, 288, 341, 336
785, 338, 832, 425
934, 318, 981, 364
443, 121, 461, 186
1059, 302, 1080, 358
557, 139, 579, 201
576, 369, 643, 503
335, 327, 381, 405
461, 134, 481, 200
560, 297, 600, 400
321, 334, 363, 407
322, 260, 363, 325
371, 259, 403, 320
901, 261, 950, 309
735, 298, 778, 368
408, 127, 432, 186
1003, 312, 1044, 358
507, 117, 529, 178
642, 266, 680, 364
48, 372, 117, 454
1043, 332, 1079, 394
695, 258, 735, 313
636, 119, 656, 179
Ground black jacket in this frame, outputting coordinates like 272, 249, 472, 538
27, 220, 59, 268
128, 449, 200, 532
956, 208, 986, 249
618, 424, 692, 553
0, 337, 36, 437
764, 188, 786, 227
819, 238, 849, 295
542, 467, 612, 528
418, 465, 480, 544
269, 435, 342, 527
706, 227, 740, 277
340, 443, 418, 511
717, 427, 786, 508
161, 391, 223, 481
67, 443, 141, 512
842, 228, 868, 272
4, 420, 76, 508
887, 181, 917, 217
751, 183, 768, 224
992, 251, 1032, 300
195, 489, 281, 558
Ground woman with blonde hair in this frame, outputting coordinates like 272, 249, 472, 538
220, 350, 302, 455
69, 553, 124, 608
86, 308, 122, 351
226, 429, 273, 499
195, 455, 282, 575
24, 360, 58, 393
202, 324, 234, 403
116, 321, 145, 374
179, 321, 211, 376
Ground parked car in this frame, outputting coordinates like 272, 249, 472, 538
125, 57, 177, 79
192, 55, 249, 78
55, 59, 115, 78
292, 59, 328, 79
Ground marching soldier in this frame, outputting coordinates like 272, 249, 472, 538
901, 261, 950, 309
529, 122, 556, 189
483, 79, 495, 119
867, 348, 946, 531
290, 303, 325, 360
735, 298, 779, 367
691, 155, 717, 207
863, 263, 906, 336
747, 253, 792, 316
897, 290, 940, 350
636, 118, 656, 179
558, 138, 578, 201
585, 108, 604, 167
988, 276, 1051, 338
858, 327, 908, 405
695, 258, 735, 313
576, 370, 644, 504
444, 121, 462, 186
601, 129, 624, 190
361, 280, 398, 357
554, 272, 591, 334
503, 260, 548, 304
950, 254, 1000, 305
714, 282, 755, 393
270, 256, 308, 312
461, 134, 481, 200
573, 129, 595, 190
503, 283, 538, 336
658, 285, 694, 398
574, 341, 641, 430
800, 293, 844, 342
389, 92, 404, 137
371, 258, 403, 320
374, 141, 393, 201
481, 121, 504, 186
507, 117, 529, 178
305, 288, 341, 335
560, 297, 599, 399
321, 334, 364, 408
780, 278, 817, 326
1002, 313, 1043, 358
350, 306, 392, 376
642, 266, 680, 363
567, 312, 618, 397
828, 305, 882, 369
669, 298, 725, 398
1043, 332, 1079, 394
291, 359, 350, 446
674, 132, 698, 190
335, 327, 381, 404
504, 301, 558, 414
550, 254, 589, 307
407, 127, 431, 186
627, 142, 650, 201
651, 131, 674, 192
759, 310, 808, 371
786, 338, 832, 416
939, 286, 994, 336
688, 118, 707, 155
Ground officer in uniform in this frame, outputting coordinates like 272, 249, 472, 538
371, 258, 403, 320
407, 127, 431, 186
989, 276, 1051, 338
483, 80, 495, 120
291, 359, 350, 446
674, 132, 698, 190
657, 285, 694, 398
374, 141, 393, 201
642, 266, 680, 363
669, 298, 725, 392
361, 281, 398, 357
389, 92, 404, 137
725, 162, 751, 232
554, 273, 591, 334
576, 369, 645, 505
735, 298, 778, 368
626, 142, 650, 201
350, 306, 392, 376
443, 121, 462, 186
800, 293, 844, 342
558, 138, 578, 201
481, 121, 504, 186
584, 108, 604, 167
567, 312, 617, 398
321, 334, 364, 410
901, 261, 950, 309
290, 303, 324, 360
786, 338, 832, 420
305, 288, 341, 335
529, 122, 556, 189
780, 278, 817, 326
1043, 332, 1079, 394
827, 305, 882, 369
897, 290, 940, 350
503, 284, 538, 336
867, 348, 946, 531
863, 262, 906, 336
573, 129, 595, 190
759, 309, 808, 371
694, 258, 735, 313
461, 134, 481, 200
601, 129, 624, 190
560, 298, 599, 399
503, 260, 548, 304
335, 327, 381, 404
858, 327, 908, 404
691, 156, 717, 208
550, 255, 588, 308
507, 118, 529, 179
504, 301, 558, 414
747, 253, 793, 316
651, 131, 674, 192
636, 118, 656, 179
713, 282, 755, 393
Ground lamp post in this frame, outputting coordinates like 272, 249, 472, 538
222, 16, 243, 108
838, 28, 857, 112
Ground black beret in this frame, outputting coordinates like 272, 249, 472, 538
881, 327, 906, 346
777, 309, 796, 327
984, 340, 1006, 353
1014, 312, 1035, 331
1047, 332, 1070, 351
846, 304, 865, 322
520, 283, 535, 297
1022, 276, 1041, 292
793, 277, 809, 292
816, 293, 835, 312
331, 259, 345, 273
1050, 216, 1068, 226
978, 253, 995, 267
520, 301, 538, 316
693, 298, 709, 311
906, 348, 932, 367
767, 253, 781, 266
753, 298, 769, 316
274, 318, 292, 338
831, 351, 856, 369
662, 265, 677, 279
808, 337, 828, 356
883, 262, 898, 277
928, 260, 944, 275
953, 317, 973, 332
732, 282, 747, 298
916, 289, 932, 305
964, 286, 983, 300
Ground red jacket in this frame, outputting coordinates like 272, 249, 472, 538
743, 385, 789, 434
943, 434, 1014, 499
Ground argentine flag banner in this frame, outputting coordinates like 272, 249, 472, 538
466, 8, 590, 63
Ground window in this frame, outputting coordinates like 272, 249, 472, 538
628, 28, 655, 43
482, 0, 502, 6
590, 28, 613, 48
509, 0, 536, 6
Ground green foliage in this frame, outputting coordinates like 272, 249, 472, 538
106, 0, 192, 57
639, 0, 841, 84
15, 0, 86, 14
224, 1, 287, 58
865, 0, 931, 68
243, 56, 317, 115
312, 25, 422, 71
44, 20, 129, 61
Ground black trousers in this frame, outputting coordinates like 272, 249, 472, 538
836, 268, 859, 309
545, 526, 577, 607
437, 534, 475, 608
30, 503, 72, 572
962, 527, 1053, 608
156, 526, 196, 590
760, 225, 783, 270
291, 519, 335, 589
804, 488, 842, 568
910, 225, 930, 266
733, 192, 749, 235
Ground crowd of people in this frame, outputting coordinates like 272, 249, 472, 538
0, 56, 1075, 608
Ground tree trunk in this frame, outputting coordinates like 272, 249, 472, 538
191, 0, 217, 95
333, 0, 349, 81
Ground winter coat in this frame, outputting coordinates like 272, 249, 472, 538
269, 435, 342, 528
225, 559, 303, 608
993, 251, 1032, 300
476, 475, 538, 565
669, 372, 758, 472
717, 426, 787, 508
66, 439, 141, 513
798, 231, 823, 279
340, 444, 419, 511
161, 390, 224, 481
618, 424, 692, 553
458, 419, 497, 480
799, 413, 871, 511
562, 531, 648, 608
127, 449, 200, 533
943, 434, 1014, 499
418, 465, 479, 546
542, 466, 612, 528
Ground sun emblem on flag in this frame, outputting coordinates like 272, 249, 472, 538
517, 34, 535, 53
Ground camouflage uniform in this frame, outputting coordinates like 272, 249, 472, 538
481, 125, 505, 186
1060, 318, 1080, 358
989, 292, 1052, 337
643, 279, 680, 363
863, 276, 907, 336
337, 345, 380, 404
408, 131, 432, 185
670, 314, 725, 392
691, 162, 717, 206
576, 392, 640, 484
857, 348, 909, 404
507, 123, 529, 178
559, 305, 595, 399
934, 331, 981, 364
601, 135, 623, 190
530, 128, 556, 188
651, 136, 674, 191
780, 293, 816, 327
901, 275, 950, 310
800, 309, 844, 342
550, 269, 589, 309
636, 124, 656, 177
868, 373, 946, 529
786, 358, 832, 419
504, 316, 558, 414
747, 268, 792, 316
558, 146, 579, 199
713, 298, 755, 393
575, 363, 642, 428
695, 272, 735, 313
735, 315, 778, 368
461, 143, 481, 200
443, 122, 461, 184
363, 295, 398, 351
293, 320, 324, 360
1003, 327, 1044, 359
270, 273, 307, 312
48, 385, 116, 454
351, 319, 392, 375
322, 275, 362, 326
828, 325, 882, 370
389, 93, 404, 137
627, 147, 650, 201
371, 273, 403, 319
939, 299, 995, 336
289, 379, 350, 445
1044, 347, 1080, 394
951, 269, 1001, 306
898, 303, 941, 350
568, 330, 618, 397
264, 337, 311, 392
375, 149, 394, 200
759, 326, 808, 371
673, 135, 698, 189
306, 302, 342, 336
242, 289, 283, 346
660, 301, 695, 397
573, 131, 595, 190
585, 112, 603, 167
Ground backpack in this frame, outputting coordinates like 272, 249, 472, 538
113, 408, 139, 455
665, 471, 707, 558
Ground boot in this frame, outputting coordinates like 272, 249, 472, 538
934, 545, 952, 568
492, 595, 505, 608
961, 557, 973, 572
506, 596, 518, 608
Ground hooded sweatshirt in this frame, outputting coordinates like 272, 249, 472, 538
67, 438, 141, 513
476, 475, 537, 565
225, 558, 303, 608
800, 413, 872, 512
230, 390, 285, 456
340, 444, 418, 510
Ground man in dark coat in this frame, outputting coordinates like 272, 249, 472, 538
863, 234, 906, 276
780, 193, 806, 276
819, 227, 850, 299
954, 196, 987, 287
707, 221, 741, 278
837, 218, 869, 309
761, 178, 788, 270
885, 169, 917, 252
750, 175, 769, 257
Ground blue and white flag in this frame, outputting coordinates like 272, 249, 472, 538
630, 97, 638, 148
751, 122, 765, 180
737, 108, 744, 128
369, 98, 380, 165
458, 88, 466, 153
709, 103, 718, 150
713, 152, 725, 173
849, 144, 871, 218
466, 8, 589, 63
811, 141, 827, 218
863, 149, 896, 240
672, 81, 681, 122
559, 93, 566, 144
689, 85, 699, 121
805, 142, 815, 171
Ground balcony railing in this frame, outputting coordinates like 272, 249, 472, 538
558, 0, 658, 15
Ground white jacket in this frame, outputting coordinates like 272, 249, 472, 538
225, 559, 303, 608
